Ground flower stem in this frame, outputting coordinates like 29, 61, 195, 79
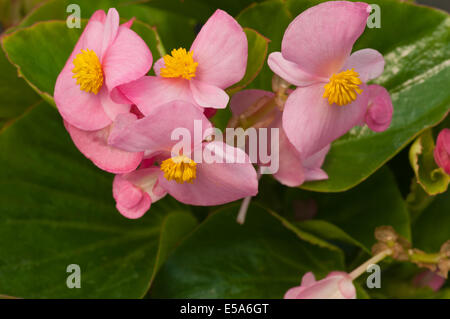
349, 249, 392, 280
236, 196, 252, 225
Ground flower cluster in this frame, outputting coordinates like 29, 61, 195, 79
54, 2, 393, 220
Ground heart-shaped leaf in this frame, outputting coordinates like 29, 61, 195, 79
0, 102, 198, 298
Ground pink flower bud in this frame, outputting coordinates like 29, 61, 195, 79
284, 271, 356, 299
434, 128, 450, 175
413, 270, 446, 292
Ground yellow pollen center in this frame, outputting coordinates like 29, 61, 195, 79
160, 155, 197, 184
72, 49, 103, 94
323, 68, 363, 106
160, 48, 198, 80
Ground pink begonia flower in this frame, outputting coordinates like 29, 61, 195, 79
54, 8, 153, 173
285, 271, 356, 299
434, 128, 450, 175
413, 270, 446, 292
268, 1, 392, 158
230, 89, 329, 187
109, 100, 258, 219
118, 9, 247, 115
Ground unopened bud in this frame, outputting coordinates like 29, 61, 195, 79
374, 226, 398, 243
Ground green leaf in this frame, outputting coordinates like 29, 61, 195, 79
142, 0, 267, 21
267, 167, 411, 251
0, 40, 40, 127
150, 203, 344, 298
294, 220, 368, 252
17, 0, 194, 51
236, 0, 292, 91
227, 28, 269, 94
2, 19, 163, 104
236, 0, 450, 192
409, 129, 449, 195
0, 102, 198, 298
413, 189, 450, 252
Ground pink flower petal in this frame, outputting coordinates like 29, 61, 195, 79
282, 1, 370, 78
153, 57, 164, 76
54, 19, 110, 131
283, 84, 369, 158
284, 286, 307, 299
365, 84, 393, 132
229, 89, 274, 116
120, 167, 167, 203
190, 79, 229, 109
55, 70, 111, 131
301, 272, 317, 287
159, 141, 258, 205
109, 100, 212, 155
113, 174, 151, 219
99, 87, 131, 121
344, 48, 385, 82
230, 89, 305, 186
268, 52, 326, 87
121, 17, 135, 29
102, 25, 153, 92
190, 9, 247, 88
100, 8, 119, 59
434, 128, 450, 175
120, 76, 195, 115
272, 116, 305, 187
64, 121, 143, 174
303, 144, 330, 182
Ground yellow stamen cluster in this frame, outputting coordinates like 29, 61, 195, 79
160, 48, 198, 80
72, 49, 103, 94
160, 155, 197, 184
323, 68, 363, 106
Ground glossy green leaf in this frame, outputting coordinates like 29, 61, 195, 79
294, 220, 368, 252
142, 0, 266, 22
151, 203, 344, 298
0, 40, 40, 127
227, 28, 269, 94
409, 129, 449, 195
413, 189, 450, 252
263, 167, 411, 251
236, 0, 292, 91
236, 0, 450, 192
17, 0, 195, 51
0, 102, 198, 298
2, 19, 163, 104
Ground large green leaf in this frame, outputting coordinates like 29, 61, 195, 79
0, 102, 198, 298
16, 0, 195, 51
258, 167, 411, 251
0, 38, 40, 127
2, 18, 163, 105
142, 0, 267, 22
236, 0, 450, 192
150, 203, 344, 298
